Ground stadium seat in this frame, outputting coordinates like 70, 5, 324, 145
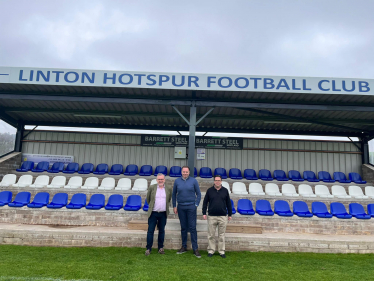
66, 193, 87, 209
367, 204, 374, 217
265, 183, 282, 196
259, 169, 273, 181
256, 200, 274, 216
93, 163, 109, 175
194, 167, 198, 178
200, 167, 213, 178
31, 161, 49, 173
62, 162, 79, 174
30, 175, 49, 188
47, 193, 68, 209
222, 181, 231, 193
237, 199, 255, 215
98, 177, 115, 190
8, 191, 31, 207
293, 201, 313, 217
333, 172, 351, 183
124, 195, 142, 211
298, 184, 317, 198
349, 203, 371, 219
229, 168, 243, 179
214, 168, 227, 179
143, 199, 149, 211
312, 202, 332, 218
86, 194, 105, 210
47, 162, 65, 173
16, 161, 34, 172
318, 171, 335, 183
63, 176, 83, 189
365, 186, 374, 199
169, 166, 182, 177
47, 176, 66, 188
150, 179, 157, 186
0, 174, 16, 187
281, 184, 299, 197
330, 202, 352, 219
78, 163, 94, 174
108, 164, 124, 175
154, 165, 167, 176
124, 164, 139, 176
115, 178, 132, 190
132, 178, 148, 191
12, 175, 33, 188
81, 177, 99, 189
0, 191, 13, 206
288, 170, 304, 182
139, 165, 153, 176
349, 173, 367, 184
27, 192, 50, 208
348, 186, 369, 199
315, 185, 334, 198
331, 185, 351, 198
248, 183, 265, 195
303, 171, 320, 182
105, 194, 124, 210
230, 199, 236, 215
244, 169, 258, 180
273, 170, 288, 181
274, 200, 293, 217
232, 182, 248, 194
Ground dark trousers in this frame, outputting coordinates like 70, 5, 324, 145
146, 211, 167, 250
177, 204, 198, 250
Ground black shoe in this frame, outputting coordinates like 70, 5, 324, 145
177, 247, 187, 254
220, 254, 226, 258
208, 253, 213, 257
194, 249, 201, 258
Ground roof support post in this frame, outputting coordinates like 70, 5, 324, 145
188, 104, 197, 175
14, 121, 24, 152
361, 137, 369, 165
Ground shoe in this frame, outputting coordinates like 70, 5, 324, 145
177, 247, 187, 254
220, 254, 226, 258
208, 253, 213, 257
158, 248, 165, 254
145, 249, 151, 256
194, 249, 201, 258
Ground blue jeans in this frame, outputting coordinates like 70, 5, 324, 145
177, 204, 198, 250
146, 211, 167, 250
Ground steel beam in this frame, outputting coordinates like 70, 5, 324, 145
0, 107, 18, 127
188, 105, 197, 174
14, 121, 24, 152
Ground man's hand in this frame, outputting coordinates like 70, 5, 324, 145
228, 216, 232, 221
203, 215, 207, 220
173, 207, 177, 214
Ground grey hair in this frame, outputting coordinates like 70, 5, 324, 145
157, 173, 166, 179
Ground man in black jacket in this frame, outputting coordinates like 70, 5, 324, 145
202, 175, 232, 258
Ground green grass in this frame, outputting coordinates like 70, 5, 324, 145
1, 245, 374, 281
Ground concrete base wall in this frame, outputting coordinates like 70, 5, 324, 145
362, 164, 374, 182
0, 152, 22, 179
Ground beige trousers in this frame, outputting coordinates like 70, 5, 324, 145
207, 215, 228, 255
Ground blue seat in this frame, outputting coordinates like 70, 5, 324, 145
273, 170, 288, 181
259, 169, 273, 181
93, 163, 109, 175
293, 201, 313, 217
31, 161, 49, 173
368, 204, 374, 218
8, 192, 31, 207
66, 193, 87, 209
229, 168, 243, 180
244, 169, 258, 180
143, 199, 149, 211
333, 172, 351, 183
63, 162, 79, 174
108, 164, 124, 175
237, 199, 255, 215
349, 203, 371, 219
214, 168, 227, 179
78, 163, 94, 174
124, 164, 139, 176
86, 194, 105, 210
256, 200, 274, 216
312, 202, 332, 218
200, 167, 213, 178
318, 171, 335, 183
349, 173, 367, 184
154, 165, 167, 176
105, 194, 124, 210
194, 167, 197, 178
169, 166, 182, 177
0, 191, 13, 206
124, 195, 142, 211
139, 165, 152, 176
230, 199, 236, 215
47, 193, 68, 209
27, 192, 50, 208
47, 162, 65, 173
274, 200, 293, 217
16, 161, 34, 172
303, 171, 320, 182
288, 170, 304, 182
330, 202, 352, 219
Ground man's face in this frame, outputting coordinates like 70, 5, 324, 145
157, 175, 165, 186
214, 177, 222, 188
182, 167, 190, 179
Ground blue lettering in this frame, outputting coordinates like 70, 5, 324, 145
303, 79, 311, 90
264, 78, 275, 89
36, 70, 50, 82
218, 77, 232, 88
250, 78, 262, 89
82, 72, 95, 83
188, 76, 199, 87
234, 77, 249, 88
119, 74, 133, 85
342, 81, 355, 92
64, 72, 79, 83
276, 79, 290, 90
292, 79, 301, 90
332, 80, 341, 91
146, 74, 156, 86
207, 76, 216, 87
172, 75, 185, 87
52, 71, 64, 82
359, 81, 370, 92
318, 80, 330, 91
159, 75, 170, 86
19, 70, 27, 81
29, 70, 34, 81
134, 74, 145, 85
103, 73, 116, 84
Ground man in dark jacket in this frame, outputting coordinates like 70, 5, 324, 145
202, 175, 232, 258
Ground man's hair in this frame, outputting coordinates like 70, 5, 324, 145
156, 173, 165, 179
181, 166, 190, 171
214, 175, 222, 180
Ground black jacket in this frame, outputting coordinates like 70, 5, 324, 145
202, 185, 232, 216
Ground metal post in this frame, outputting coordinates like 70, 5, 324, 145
188, 105, 196, 174
361, 138, 370, 164
14, 121, 24, 152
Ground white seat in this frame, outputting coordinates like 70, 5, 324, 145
222, 181, 231, 194
348, 185, 369, 199
30, 175, 49, 188
115, 178, 132, 190
282, 184, 299, 197
132, 178, 148, 191
232, 182, 248, 194
331, 185, 351, 198
0, 174, 16, 187
150, 179, 157, 186
63, 176, 83, 189
365, 186, 374, 199
12, 175, 33, 188
98, 177, 115, 190
248, 183, 265, 195
298, 184, 317, 198
47, 176, 66, 188
81, 177, 99, 189
315, 185, 334, 198
265, 183, 282, 196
